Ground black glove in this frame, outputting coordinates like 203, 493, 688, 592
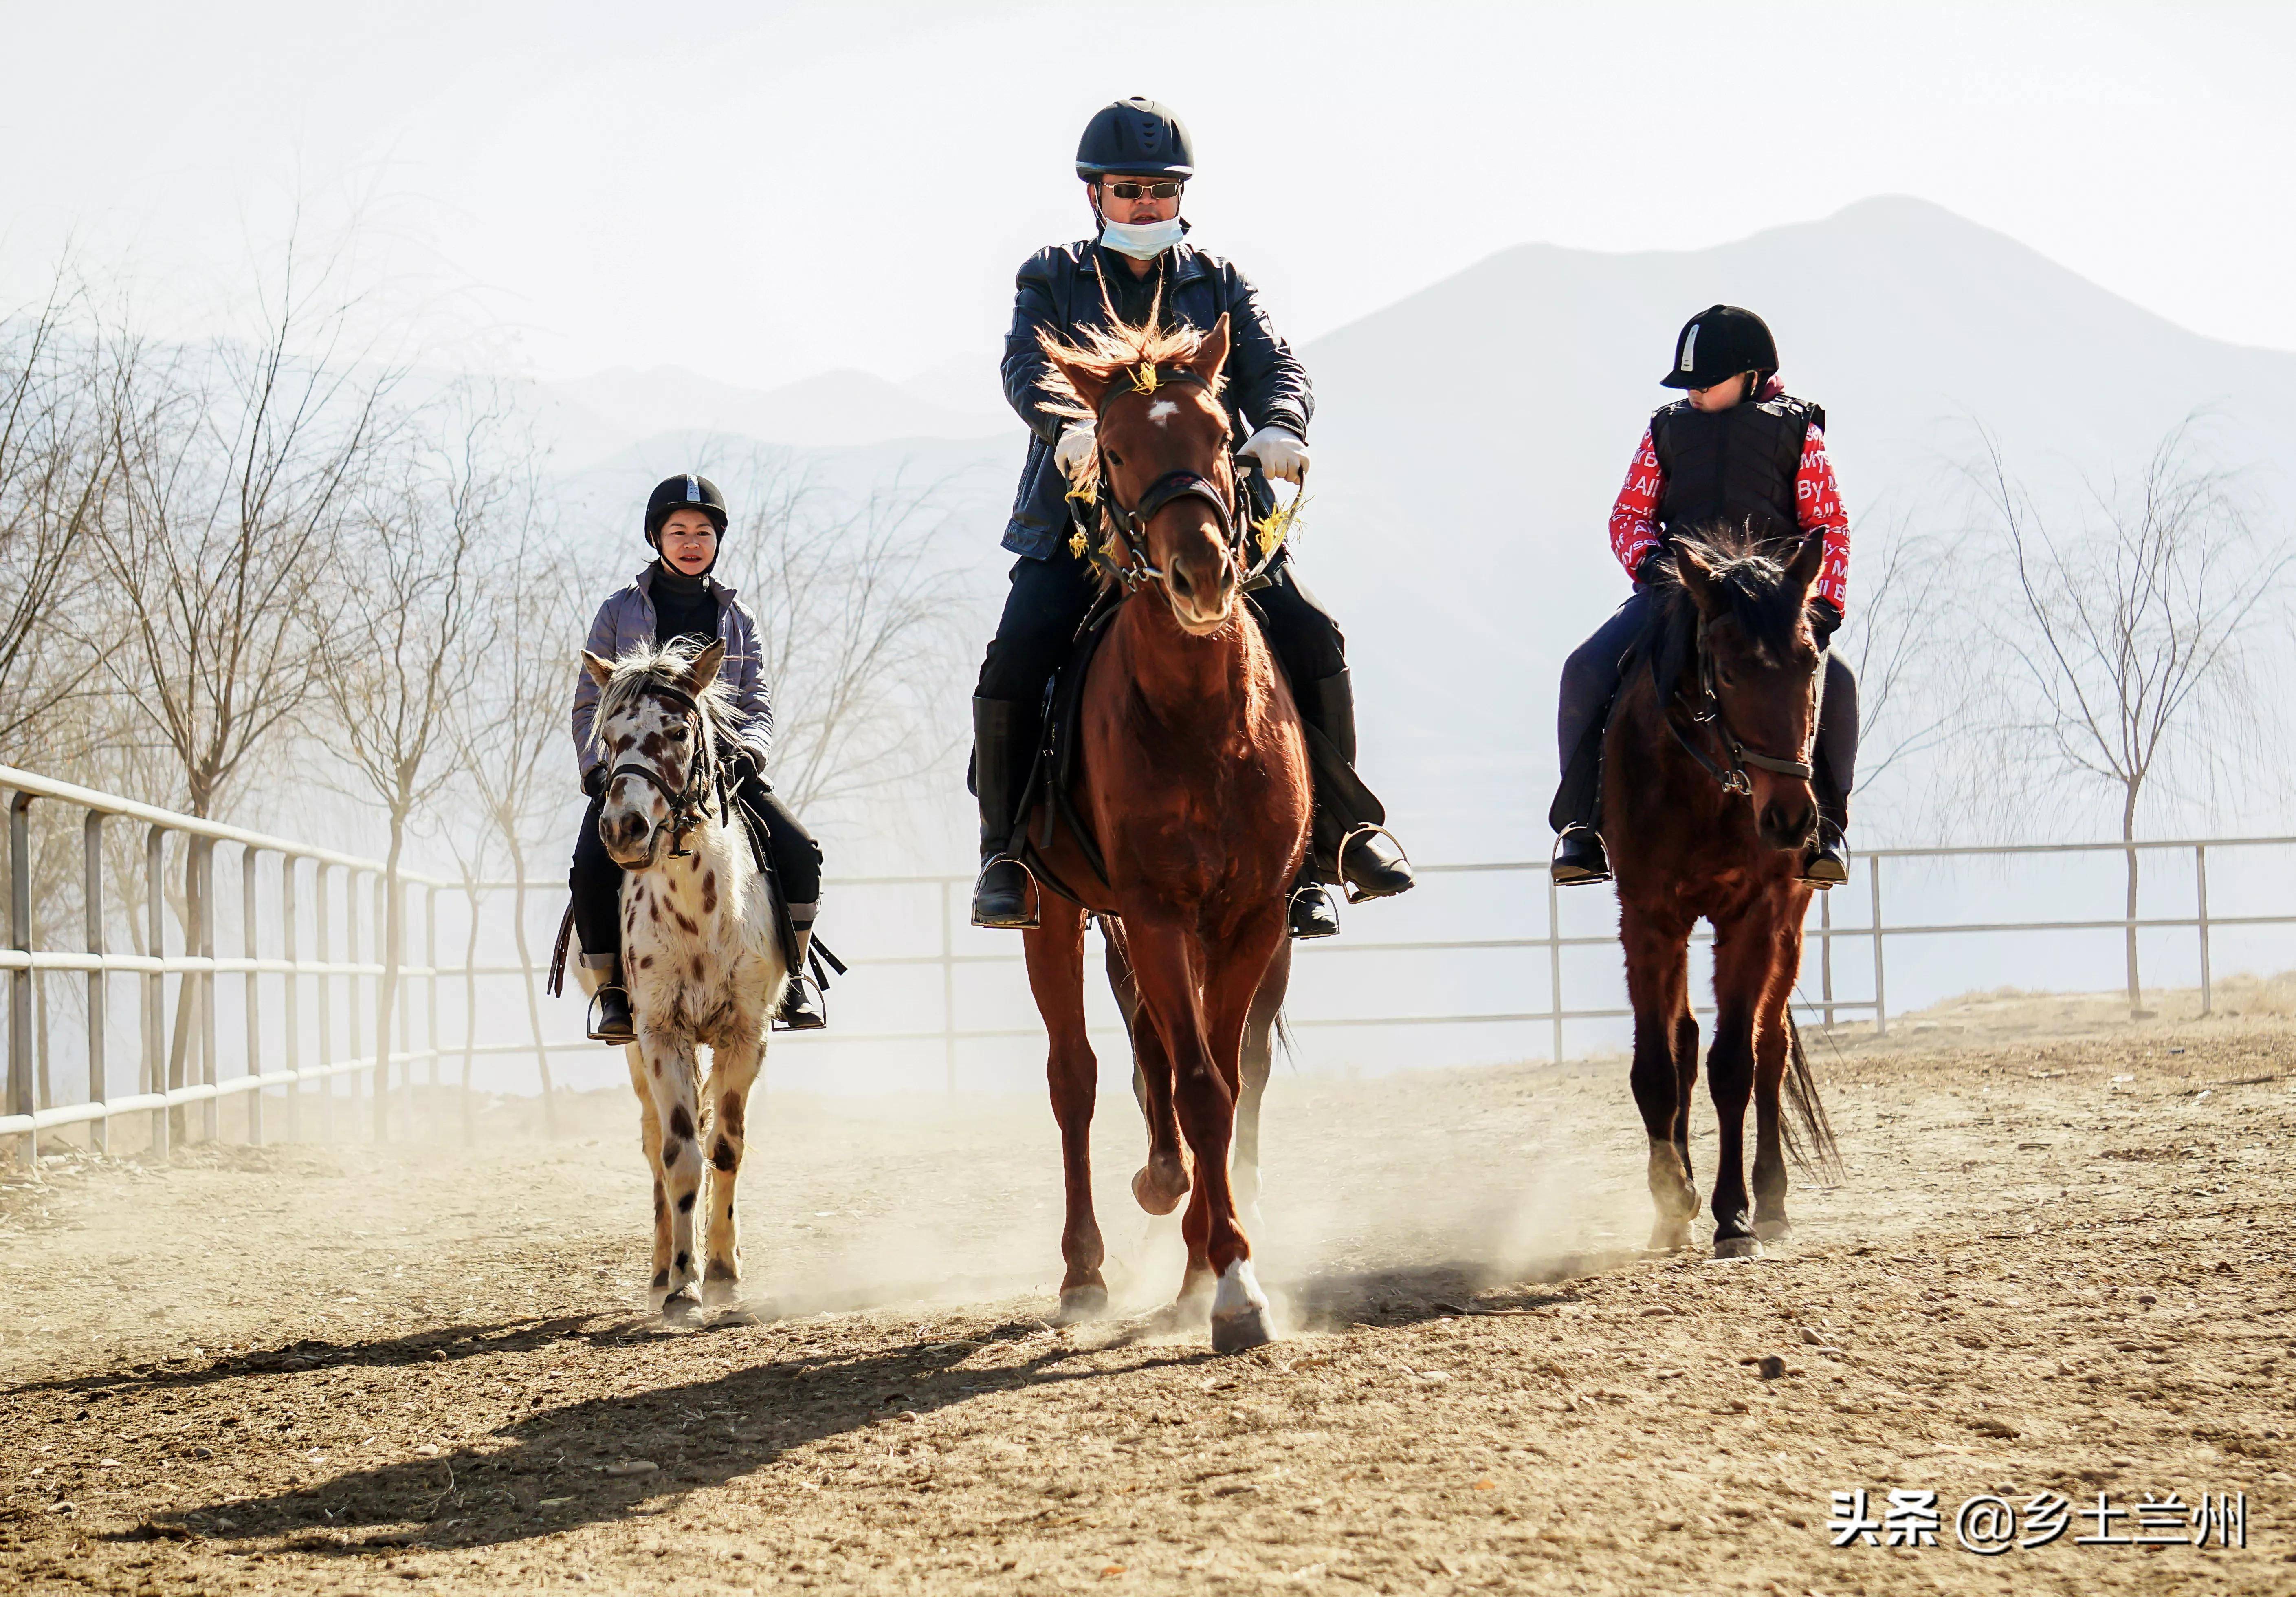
727, 745, 764, 786
1808, 598, 1843, 649
582, 765, 606, 801
1634, 546, 1672, 588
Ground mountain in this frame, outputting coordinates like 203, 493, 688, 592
1289, 196, 2296, 855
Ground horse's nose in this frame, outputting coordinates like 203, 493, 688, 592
1758, 795, 1815, 850
606, 808, 648, 850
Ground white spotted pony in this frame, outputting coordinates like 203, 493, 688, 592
578, 638, 791, 1317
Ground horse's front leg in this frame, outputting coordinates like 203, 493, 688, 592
1106, 925, 1189, 1217
1621, 903, 1698, 1251
1137, 907, 1281, 1352
624, 1044, 674, 1300
1750, 906, 1806, 1243
1025, 899, 1106, 1322
700, 1026, 763, 1309
638, 1025, 706, 1314
1233, 937, 1290, 1235
1706, 906, 1781, 1259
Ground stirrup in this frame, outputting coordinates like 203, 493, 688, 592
773, 973, 827, 1031
1336, 824, 1414, 904
586, 985, 636, 1045
971, 853, 1043, 930
1287, 882, 1341, 940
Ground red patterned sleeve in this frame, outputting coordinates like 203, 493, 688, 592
1796, 424, 1850, 610
1608, 427, 1663, 584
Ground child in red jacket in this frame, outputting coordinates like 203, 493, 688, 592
1550, 305, 1857, 887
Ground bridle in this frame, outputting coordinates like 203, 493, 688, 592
605, 681, 726, 859
1078, 364, 1286, 596
1666, 614, 1818, 799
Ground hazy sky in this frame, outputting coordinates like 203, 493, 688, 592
6, 1, 2292, 392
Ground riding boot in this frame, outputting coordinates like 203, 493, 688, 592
1298, 669, 1415, 901
970, 695, 1038, 928
776, 925, 827, 1030
1548, 720, 1612, 886
1800, 755, 1851, 889
585, 958, 637, 1044
1287, 860, 1341, 939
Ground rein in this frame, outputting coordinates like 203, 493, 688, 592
1079, 365, 1286, 597
606, 681, 726, 859
1665, 615, 1817, 799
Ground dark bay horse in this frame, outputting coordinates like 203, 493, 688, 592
1603, 525, 1841, 1258
1019, 311, 1312, 1352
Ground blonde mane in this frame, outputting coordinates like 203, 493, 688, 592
588, 638, 738, 762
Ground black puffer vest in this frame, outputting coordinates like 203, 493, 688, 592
1650, 392, 1824, 541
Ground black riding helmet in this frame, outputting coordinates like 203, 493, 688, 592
1075, 97, 1194, 181
1662, 305, 1779, 390
645, 472, 726, 539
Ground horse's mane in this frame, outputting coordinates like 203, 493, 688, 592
588, 638, 738, 760
1034, 312, 1217, 426
1643, 521, 1814, 684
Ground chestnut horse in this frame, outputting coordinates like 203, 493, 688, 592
1603, 525, 1841, 1259
1019, 311, 1311, 1352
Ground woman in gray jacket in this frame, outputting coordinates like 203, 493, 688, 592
570, 473, 825, 1039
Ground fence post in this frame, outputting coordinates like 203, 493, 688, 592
1868, 851, 1887, 1038
145, 826, 167, 1160
198, 839, 219, 1144
2195, 843, 2212, 1019
1548, 877, 1565, 1066
282, 857, 300, 1143
396, 877, 412, 1136
84, 812, 106, 1156
345, 870, 364, 1136
8, 791, 33, 1168
243, 846, 262, 1146
371, 871, 388, 1143
425, 885, 438, 1139
315, 864, 333, 1143
1819, 888, 1835, 1029
941, 880, 956, 1094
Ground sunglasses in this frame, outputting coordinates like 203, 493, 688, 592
1104, 180, 1183, 200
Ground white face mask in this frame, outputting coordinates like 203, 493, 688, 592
1099, 216, 1185, 261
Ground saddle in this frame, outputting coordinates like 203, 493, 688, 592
1001, 576, 1382, 908
545, 784, 844, 1005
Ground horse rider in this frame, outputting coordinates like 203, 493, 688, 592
1549, 304, 1859, 888
569, 473, 827, 1039
969, 95, 1416, 938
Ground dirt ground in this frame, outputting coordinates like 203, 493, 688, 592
3, 979, 2294, 1595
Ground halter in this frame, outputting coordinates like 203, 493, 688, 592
1079, 364, 1286, 596
1666, 613, 1818, 799
605, 680, 725, 859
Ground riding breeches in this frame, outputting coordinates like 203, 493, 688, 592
974, 546, 1349, 709
1555, 589, 1861, 817
569, 774, 823, 968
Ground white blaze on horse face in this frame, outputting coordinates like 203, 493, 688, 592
1147, 398, 1179, 428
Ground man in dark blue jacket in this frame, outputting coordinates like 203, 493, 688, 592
970, 97, 1414, 936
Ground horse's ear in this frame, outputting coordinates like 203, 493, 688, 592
1787, 526, 1828, 596
681, 638, 726, 693
582, 650, 614, 687
1675, 540, 1722, 616
1188, 314, 1231, 391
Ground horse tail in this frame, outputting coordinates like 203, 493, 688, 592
1780, 1015, 1844, 1183
1273, 1010, 1297, 1073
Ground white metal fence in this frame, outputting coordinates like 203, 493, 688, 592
7, 761, 2295, 1160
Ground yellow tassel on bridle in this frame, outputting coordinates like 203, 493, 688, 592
1251, 491, 1309, 561
1129, 363, 1162, 397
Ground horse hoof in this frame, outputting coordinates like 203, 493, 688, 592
701, 1275, 743, 1311
1753, 1218, 1794, 1244
659, 1286, 703, 1320
1132, 1163, 1188, 1216
1648, 1220, 1692, 1253
1056, 1284, 1109, 1325
1212, 1303, 1274, 1354
1711, 1235, 1762, 1261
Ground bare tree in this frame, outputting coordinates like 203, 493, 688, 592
0, 273, 114, 760
705, 449, 972, 817
1831, 509, 1975, 802
311, 392, 504, 1138
1971, 421, 2287, 1014
446, 521, 594, 1137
